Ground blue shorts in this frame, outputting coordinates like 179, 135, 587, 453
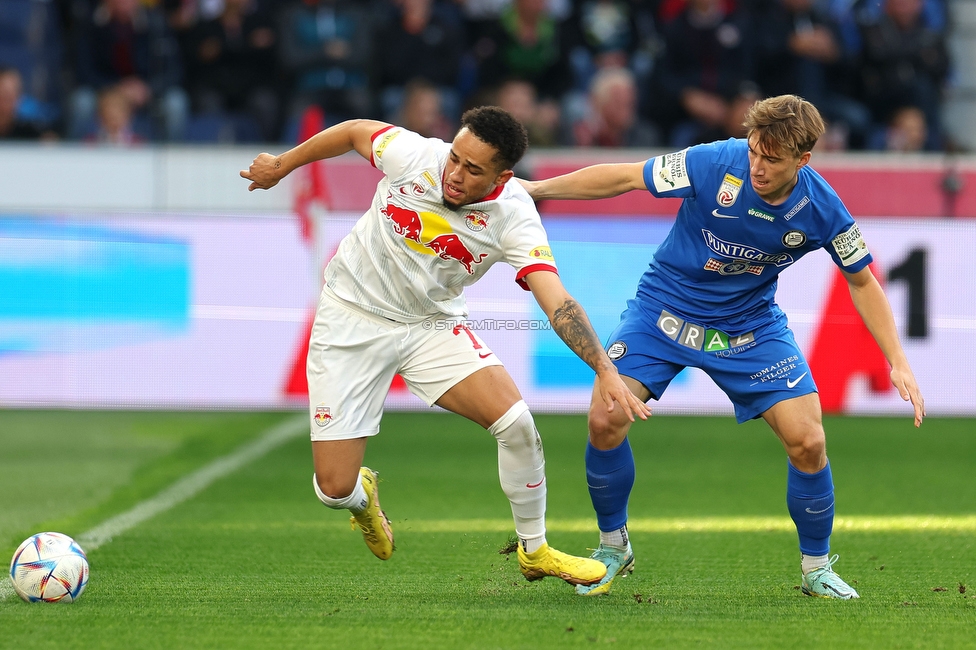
605, 298, 818, 423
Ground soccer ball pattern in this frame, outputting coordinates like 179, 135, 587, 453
9, 532, 89, 603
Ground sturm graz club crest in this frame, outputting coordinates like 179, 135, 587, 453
782, 230, 807, 248
607, 341, 627, 359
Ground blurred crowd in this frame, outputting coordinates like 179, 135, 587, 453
0, 0, 955, 151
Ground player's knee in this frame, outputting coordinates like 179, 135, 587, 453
587, 403, 629, 450
313, 472, 358, 500
488, 400, 536, 451
785, 433, 826, 472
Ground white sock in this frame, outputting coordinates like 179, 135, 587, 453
312, 473, 368, 514
519, 535, 545, 554
600, 526, 629, 549
801, 553, 829, 575
489, 401, 547, 546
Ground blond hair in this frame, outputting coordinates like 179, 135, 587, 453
743, 95, 825, 158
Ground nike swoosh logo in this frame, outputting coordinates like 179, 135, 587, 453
712, 209, 738, 219
805, 502, 834, 514
526, 479, 544, 488
478, 352, 493, 359
786, 372, 808, 389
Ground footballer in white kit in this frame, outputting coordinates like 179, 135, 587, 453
316, 124, 561, 437
241, 107, 649, 588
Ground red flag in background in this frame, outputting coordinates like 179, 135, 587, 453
292, 105, 331, 242
807, 263, 892, 413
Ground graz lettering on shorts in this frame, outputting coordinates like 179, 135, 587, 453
701, 230, 794, 266
657, 309, 754, 352
749, 355, 801, 385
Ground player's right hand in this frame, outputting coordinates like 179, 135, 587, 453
890, 364, 925, 427
240, 153, 283, 191
595, 370, 651, 422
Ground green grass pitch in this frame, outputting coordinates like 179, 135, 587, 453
1, 410, 974, 649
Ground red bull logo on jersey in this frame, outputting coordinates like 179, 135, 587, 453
464, 210, 490, 231
381, 194, 488, 274
314, 405, 333, 427
717, 174, 743, 207
427, 234, 487, 274
381, 197, 423, 243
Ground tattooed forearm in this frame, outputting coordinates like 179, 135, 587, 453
551, 299, 613, 372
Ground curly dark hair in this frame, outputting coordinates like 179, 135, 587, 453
459, 106, 528, 172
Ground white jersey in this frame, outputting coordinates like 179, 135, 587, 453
323, 125, 558, 322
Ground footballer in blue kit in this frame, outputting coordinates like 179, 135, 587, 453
522, 95, 925, 599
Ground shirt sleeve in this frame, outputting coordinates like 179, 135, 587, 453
502, 202, 559, 291
825, 219, 873, 273
369, 126, 433, 180
643, 144, 711, 199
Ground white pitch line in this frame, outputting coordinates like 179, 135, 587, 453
2, 414, 306, 601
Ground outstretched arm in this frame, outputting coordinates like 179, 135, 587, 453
519, 160, 648, 201
844, 266, 925, 427
240, 119, 389, 191
525, 270, 651, 421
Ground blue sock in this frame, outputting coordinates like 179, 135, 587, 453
585, 438, 635, 533
787, 460, 834, 556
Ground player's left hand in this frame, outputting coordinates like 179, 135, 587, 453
890, 364, 925, 427
595, 369, 651, 422
240, 153, 283, 191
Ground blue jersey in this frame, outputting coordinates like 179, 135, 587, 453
638, 138, 872, 333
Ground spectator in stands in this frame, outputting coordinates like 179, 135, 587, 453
0, 0, 64, 132
472, 0, 575, 107
858, 0, 948, 150
496, 78, 560, 147
651, 0, 760, 147
371, 0, 465, 124
278, 0, 374, 128
875, 104, 928, 151
185, 0, 279, 142
571, 0, 645, 74
69, 0, 188, 141
570, 66, 658, 147
0, 66, 55, 140
87, 84, 144, 145
753, 0, 871, 149
395, 77, 455, 140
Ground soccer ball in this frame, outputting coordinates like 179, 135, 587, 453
9, 532, 89, 603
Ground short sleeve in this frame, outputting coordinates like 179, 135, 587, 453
643, 145, 710, 199
503, 203, 558, 291
825, 220, 873, 273
369, 126, 437, 180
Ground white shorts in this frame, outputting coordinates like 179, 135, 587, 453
307, 288, 503, 441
